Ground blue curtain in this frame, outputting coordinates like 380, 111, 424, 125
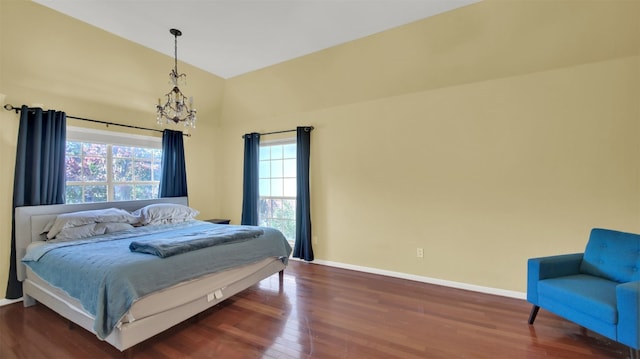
241, 133, 260, 225
6, 106, 66, 299
159, 129, 188, 198
293, 127, 313, 261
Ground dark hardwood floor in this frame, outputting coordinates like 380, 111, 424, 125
0, 260, 629, 358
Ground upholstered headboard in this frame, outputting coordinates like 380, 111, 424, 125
14, 197, 189, 281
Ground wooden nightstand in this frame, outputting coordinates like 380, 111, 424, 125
204, 219, 231, 224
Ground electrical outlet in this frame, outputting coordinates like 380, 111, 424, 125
416, 248, 424, 258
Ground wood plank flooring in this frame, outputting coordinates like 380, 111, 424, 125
0, 260, 629, 358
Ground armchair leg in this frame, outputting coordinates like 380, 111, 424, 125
630, 347, 639, 359
528, 305, 540, 325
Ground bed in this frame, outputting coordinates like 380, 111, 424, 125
14, 197, 292, 353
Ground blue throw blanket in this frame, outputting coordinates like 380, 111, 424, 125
129, 226, 264, 258
22, 221, 292, 340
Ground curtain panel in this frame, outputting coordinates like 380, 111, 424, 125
159, 129, 188, 198
6, 106, 66, 299
241, 133, 260, 225
293, 127, 313, 261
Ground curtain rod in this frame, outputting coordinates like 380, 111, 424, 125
4, 104, 190, 137
241, 126, 314, 139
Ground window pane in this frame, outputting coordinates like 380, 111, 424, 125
114, 185, 133, 201
283, 199, 296, 216
84, 185, 107, 202
134, 185, 155, 200
259, 146, 271, 160
83, 157, 107, 181
283, 144, 296, 159
271, 160, 283, 178
271, 199, 283, 218
282, 200, 296, 241
83, 143, 106, 156
134, 160, 153, 181
259, 179, 271, 196
152, 158, 162, 181
66, 156, 82, 181
66, 142, 82, 156
259, 160, 270, 178
112, 145, 133, 158
271, 218, 284, 232
258, 198, 272, 223
283, 159, 296, 177
271, 179, 283, 196
134, 147, 154, 159
113, 158, 133, 181
284, 178, 296, 197
65, 185, 83, 204
271, 145, 283, 160
282, 219, 296, 241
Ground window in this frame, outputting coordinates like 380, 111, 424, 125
259, 140, 296, 241
65, 127, 162, 203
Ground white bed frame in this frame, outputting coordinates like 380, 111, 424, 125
15, 197, 286, 354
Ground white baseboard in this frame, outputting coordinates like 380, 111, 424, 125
301, 259, 526, 300
0, 297, 23, 307
2, 261, 526, 307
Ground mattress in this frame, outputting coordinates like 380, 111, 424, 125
23, 221, 292, 339
25, 257, 280, 324
23, 257, 286, 350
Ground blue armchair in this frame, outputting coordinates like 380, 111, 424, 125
527, 228, 640, 358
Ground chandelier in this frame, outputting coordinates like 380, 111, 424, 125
156, 28, 196, 128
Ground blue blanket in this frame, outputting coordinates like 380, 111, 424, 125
22, 221, 291, 340
129, 226, 264, 258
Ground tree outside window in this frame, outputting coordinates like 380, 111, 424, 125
65, 140, 161, 203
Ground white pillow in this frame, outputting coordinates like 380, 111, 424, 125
133, 203, 199, 225
96, 222, 135, 234
53, 223, 107, 241
46, 208, 139, 239
51, 222, 135, 241
40, 219, 55, 235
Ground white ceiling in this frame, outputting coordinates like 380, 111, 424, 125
33, 0, 480, 79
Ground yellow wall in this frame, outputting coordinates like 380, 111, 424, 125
219, 0, 640, 292
1, 0, 639, 297
0, 0, 225, 296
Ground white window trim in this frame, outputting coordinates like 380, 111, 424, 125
66, 126, 161, 149
260, 137, 295, 146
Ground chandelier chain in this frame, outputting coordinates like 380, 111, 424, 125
173, 31, 178, 77
156, 28, 196, 129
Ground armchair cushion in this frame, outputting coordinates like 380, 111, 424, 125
538, 274, 618, 324
580, 228, 640, 283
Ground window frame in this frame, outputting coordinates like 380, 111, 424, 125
258, 137, 297, 242
65, 126, 162, 203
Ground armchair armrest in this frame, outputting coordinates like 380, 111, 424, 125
527, 253, 584, 304
617, 281, 640, 350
